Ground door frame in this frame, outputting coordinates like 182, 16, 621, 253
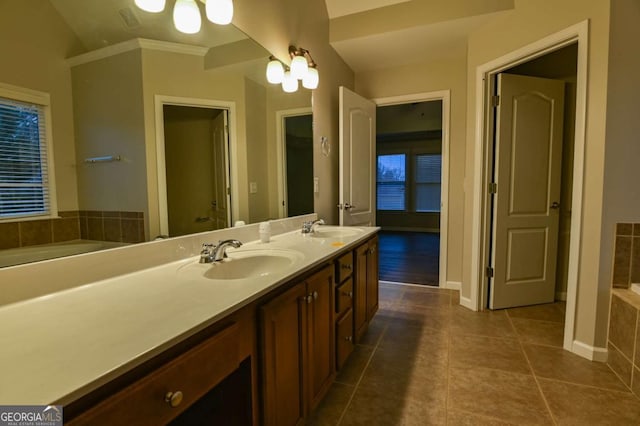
275, 107, 313, 218
373, 90, 451, 290
154, 95, 238, 235
469, 20, 589, 355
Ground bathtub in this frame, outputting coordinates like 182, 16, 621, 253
0, 240, 128, 268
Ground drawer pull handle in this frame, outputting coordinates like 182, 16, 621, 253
341, 291, 353, 298
341, 264, 352, 270
345, 336, 353, 342
165, 391, 184, 408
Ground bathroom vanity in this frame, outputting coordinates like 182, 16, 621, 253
0, 220, 378, 425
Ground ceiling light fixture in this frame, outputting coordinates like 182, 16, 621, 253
135, 0, 234, 34
265, 46, 319, 92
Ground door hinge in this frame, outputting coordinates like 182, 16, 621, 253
488, 182, 497, 194
491, 95, 500, 107
226, 187, 230, 195
486, 267, 494, 278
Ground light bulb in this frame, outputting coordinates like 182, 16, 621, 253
282, 71, 298, 93
173, 0, 201, 34
266, 59, 285, 84
290, 55, 308, 80
206, 0, 234, 25
302, 66, 319, 89
135, 0, 166, 13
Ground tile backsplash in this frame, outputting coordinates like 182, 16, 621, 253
612, 223, 640, 289
0, 210, 145, 250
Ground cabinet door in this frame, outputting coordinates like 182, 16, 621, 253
354, 243, 369, 341
366, 236, 379, 322
306, 265, 335, 411
336, 308, 354, 370
261, 283, 307, 426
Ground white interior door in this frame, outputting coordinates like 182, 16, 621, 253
490, 73, 565, 309
211, 110, 230, 229
339, 86, 376, 226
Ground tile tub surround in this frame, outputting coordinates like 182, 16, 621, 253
612, 222, 640, 288
309, 284, 640, 425
608, 290, 640, 398
79, 210, 145, 244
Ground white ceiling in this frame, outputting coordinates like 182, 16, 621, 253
326, 0, 514, 73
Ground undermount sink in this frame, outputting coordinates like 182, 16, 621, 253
309, 226, 363, 239
178, 249, 304, 280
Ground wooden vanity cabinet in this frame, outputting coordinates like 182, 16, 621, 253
334, 251, 355, 370
355, 236, 379, 342
66, 307, 257, 425
260, 264, 335, 426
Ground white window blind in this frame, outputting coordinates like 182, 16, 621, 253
0, 96, 51, 219
377, 154, 406, 211
415, 154, 441, 212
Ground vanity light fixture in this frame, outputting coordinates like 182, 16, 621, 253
135, 0, 234, 34
135, 0, 166, 13
265, 46, 319, 92
266, 57, 285, 84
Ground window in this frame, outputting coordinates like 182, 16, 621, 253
377, 154, 405, 210
415, 154, 441, 212
0, 84, 55, 220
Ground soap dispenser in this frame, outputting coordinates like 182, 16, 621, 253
259, 221, 271, 243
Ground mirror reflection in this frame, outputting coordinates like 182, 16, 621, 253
0, 0, 313, 267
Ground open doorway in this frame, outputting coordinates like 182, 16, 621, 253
375, 99, 446, 287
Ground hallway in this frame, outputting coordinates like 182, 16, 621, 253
309, 283, 640, 425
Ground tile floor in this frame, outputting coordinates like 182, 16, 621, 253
309, 283, 640, 425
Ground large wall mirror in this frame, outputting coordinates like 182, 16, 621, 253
0, 0, 313, 267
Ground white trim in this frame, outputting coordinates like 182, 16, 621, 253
275, 107, 313, 218
373, 90, 451, 290
470, 21, 589, 351
555, 291, 567, 301
67, 38, 208, 67
572, 340, 608, 362
444, 281, 462, 291
459, 295, 475, 309
154, 95, 239, 235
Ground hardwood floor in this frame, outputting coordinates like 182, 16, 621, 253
378, 231, 439, 286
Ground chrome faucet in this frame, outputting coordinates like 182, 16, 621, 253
302, 219, 325, 234
199, 239, 243, 263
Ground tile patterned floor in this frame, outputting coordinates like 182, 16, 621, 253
309, 283, 640, 425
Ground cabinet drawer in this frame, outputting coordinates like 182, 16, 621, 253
335, 277, 353, 316
336, 309, 354, 370
70, 322, 241, 425
335, 251, 354, 283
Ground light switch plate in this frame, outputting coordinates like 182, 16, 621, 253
313, 177, 319, 193
250, 182, 258, 193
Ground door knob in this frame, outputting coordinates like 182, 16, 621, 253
344, 203, 355, 210
550, 202, 560, 209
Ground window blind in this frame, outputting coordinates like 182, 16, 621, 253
0, 97, 50, 219
377, 154, 406, 210
415, 154, 441, 212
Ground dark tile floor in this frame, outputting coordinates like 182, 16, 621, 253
309, 283, 640, 425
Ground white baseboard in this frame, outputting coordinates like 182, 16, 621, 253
443, 281, 461, 291
459, 295, 477, 311
555, 291, 567, 301
572, 340, 608, 362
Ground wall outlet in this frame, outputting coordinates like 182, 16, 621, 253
313, 177, 319, 193
249, 182, 258, 194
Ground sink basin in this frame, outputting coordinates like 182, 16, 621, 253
309, 226, 363, 239
178, 249, 304, 280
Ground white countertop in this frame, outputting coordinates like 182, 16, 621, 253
0, 226, 378, 405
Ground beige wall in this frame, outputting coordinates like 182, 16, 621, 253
233, 0, 356, 224
464, 0, 611, 347
0, 0, 83, 211
355, 53, 467, 284
71, 51, 148, 219
245, 78, 270, 223
601, 0, 640, 312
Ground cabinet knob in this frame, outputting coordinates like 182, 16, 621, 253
341, 263, 352, 270
313, 291, 319, 300
165, 391, 183, 408
306, 294, 313, 304
369, 247, 376, 254
345, 336, 353, 342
